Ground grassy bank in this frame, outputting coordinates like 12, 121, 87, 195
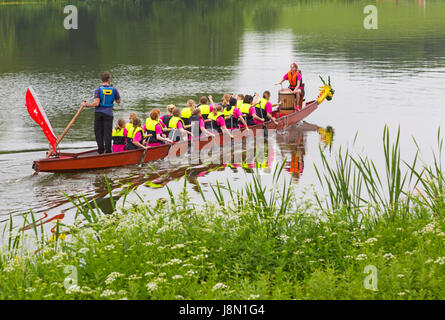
0, 127, 444, 300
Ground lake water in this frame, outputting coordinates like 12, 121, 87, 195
1, 0, 444, 232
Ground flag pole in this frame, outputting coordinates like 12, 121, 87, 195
46, 104, 86, 158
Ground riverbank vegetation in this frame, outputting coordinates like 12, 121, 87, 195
0, 127, 444, 299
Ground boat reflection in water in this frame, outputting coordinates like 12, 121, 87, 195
278, 122, 335, 182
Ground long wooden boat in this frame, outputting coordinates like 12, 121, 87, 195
32, 80, 335, 174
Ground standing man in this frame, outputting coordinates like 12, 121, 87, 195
82, 72, 121, 154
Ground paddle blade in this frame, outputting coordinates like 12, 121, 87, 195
25, 87, 57, 153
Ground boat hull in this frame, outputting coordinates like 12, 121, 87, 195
33, 100, 319, 173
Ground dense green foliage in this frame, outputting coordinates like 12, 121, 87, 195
0, 127, 444, 300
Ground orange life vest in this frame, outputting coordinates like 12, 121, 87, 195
287, 71, 302, 90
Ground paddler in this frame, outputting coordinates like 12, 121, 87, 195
275, 62, 304, 109
254, 91, 279, 126
223, 97, 249, 130
239, 94, 265, 127
197, 96, 212, 120
82, 72, 121, 154
126, 112, 137, 144
236, 94, 244, 109
125, 118, 147, 150
189, 108, 215, 138
208, 105, 233, 139
112, 118, 127, 153
161, 104, 175, 129
181, 99, 196, 126
143, 109, 173, 146
169, 107, 192, 141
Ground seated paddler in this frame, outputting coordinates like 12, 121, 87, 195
143, 109, 173, 146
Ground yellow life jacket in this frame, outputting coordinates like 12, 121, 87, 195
208, 112, 225, 132
145, 118, 162, 143
199, 104, 211, 115
255, 98, 268, 119
127, 124, 136, 139
236, 100, 243, 109
181, 107, 192, 119
223, 106, 235, 117
112, 128, 126, 145
240, 103, 254, 125
240, 103, 252, 115
208, 111, 224, 121
169, 116, 185, 129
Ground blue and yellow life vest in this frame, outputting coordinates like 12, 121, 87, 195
99, 86, 115, 108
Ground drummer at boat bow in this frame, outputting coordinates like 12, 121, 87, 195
82, 72, 121, 154
276, 62, 304, 109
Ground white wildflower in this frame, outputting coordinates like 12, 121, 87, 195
434, 257, 445, 265
212, 283, 228, 291
356, 254, 367, 261
172, 275, 183, 280
383, 253, 395, 260
248, 294, 260, 300
146, 282, 158, 292
66, 285, 82, 294
100, 289, 116, 297
104, 245, 115, 251
105, 272, 124, 285
396, 274, 405, 278
79, 248, 89, 255
365, 238, 378, 244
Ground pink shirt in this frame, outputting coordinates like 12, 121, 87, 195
133, 131, 143, 144
239, 107, 256, 128
199, 118, 205, 128
253, 101, 272, 124
216, 116, 226, 128
232, 108, 242, 119
177, 121, 184, 129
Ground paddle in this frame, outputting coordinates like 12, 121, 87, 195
46, 104, 85, 158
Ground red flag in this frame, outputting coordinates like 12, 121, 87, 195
25, 87, 58, 153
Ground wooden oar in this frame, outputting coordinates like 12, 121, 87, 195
46, 104, 85, 158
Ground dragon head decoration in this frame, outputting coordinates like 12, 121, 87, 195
316, 76, 335, 104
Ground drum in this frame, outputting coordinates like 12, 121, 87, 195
278, 91, 295, 110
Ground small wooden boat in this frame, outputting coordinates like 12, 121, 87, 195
32, 80, 334, 173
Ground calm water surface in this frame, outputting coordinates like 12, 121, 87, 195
1, 0, 444, 232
